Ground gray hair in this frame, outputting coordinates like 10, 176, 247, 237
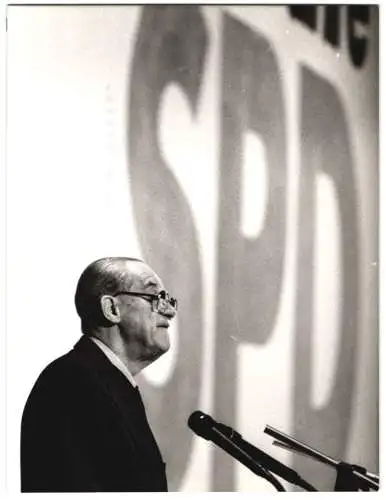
74, 256, 143, 334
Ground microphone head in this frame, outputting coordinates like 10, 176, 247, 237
187, 411, 214, 440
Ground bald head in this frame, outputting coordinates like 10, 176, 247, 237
75, 257, 144, 334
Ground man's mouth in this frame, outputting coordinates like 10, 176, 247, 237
157, 321, 170, 329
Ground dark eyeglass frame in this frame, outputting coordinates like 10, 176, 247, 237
113, 289, 178, 312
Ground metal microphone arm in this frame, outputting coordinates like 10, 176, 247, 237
264, 425, 379, 491
265, 425, 339, 468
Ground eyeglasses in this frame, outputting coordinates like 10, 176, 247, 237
113, 289, 178, 314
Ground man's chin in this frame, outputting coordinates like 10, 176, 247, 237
157, 328, 170, 351
147, 334, 170, 361
156, 337, 170, 355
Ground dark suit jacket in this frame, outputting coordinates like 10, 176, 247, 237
20, 335, 167, 492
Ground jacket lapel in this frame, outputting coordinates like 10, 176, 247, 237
71, 336, 163, 465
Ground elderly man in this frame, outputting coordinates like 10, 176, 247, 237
20, 257, 177, 492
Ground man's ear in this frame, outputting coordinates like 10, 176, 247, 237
100, 295, 121, 324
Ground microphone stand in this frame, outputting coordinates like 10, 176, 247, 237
264, 425, 379, 491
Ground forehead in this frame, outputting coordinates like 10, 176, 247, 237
124, 261, 164, 291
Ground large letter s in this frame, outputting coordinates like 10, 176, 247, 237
128, 6, 208, 490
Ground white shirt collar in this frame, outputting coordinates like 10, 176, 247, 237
90, 336, 137, 388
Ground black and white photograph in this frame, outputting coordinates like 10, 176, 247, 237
4, 2, 379, 493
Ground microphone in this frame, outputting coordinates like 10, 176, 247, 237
265, 424, 379, 491
188, 411, 317, 491
188, 411, 285, 490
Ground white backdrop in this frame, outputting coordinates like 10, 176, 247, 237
6, 4, 378, 492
